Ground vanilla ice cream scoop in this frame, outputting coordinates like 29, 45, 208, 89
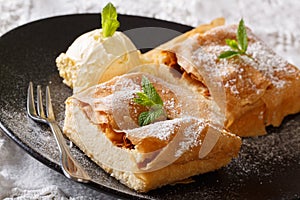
56, 29, 141, 93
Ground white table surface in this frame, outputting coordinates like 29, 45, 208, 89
1, 0, 299, 199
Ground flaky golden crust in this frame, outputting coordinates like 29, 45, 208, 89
132, 131, 241, 192
144, 19, 300, 137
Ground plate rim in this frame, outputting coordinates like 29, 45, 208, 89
0, 13, 191, 40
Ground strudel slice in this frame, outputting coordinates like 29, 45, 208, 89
144, 19, 300, 136
63, 70, 241, 192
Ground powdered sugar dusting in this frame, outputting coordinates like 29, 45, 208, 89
224, 78, 239, 95
246, 41, 289, 88
189, 24, 295, 101
126, 118, 180, 141
226, 115, 300, 179
112, 76, 141, 92
174, 118, 205, 158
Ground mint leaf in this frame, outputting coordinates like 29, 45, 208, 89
101, 3, 120, 38
219, 19, 252, 60
141, 76, 163, 105
225, 39, 239, 51
237, 19, 248, 53
218, 51, 240, 59
134, 76, 166, 126
102, 19, 119, 37
138, 111, 151, 126
138, 107, 165, 126
134, 92, 154, 107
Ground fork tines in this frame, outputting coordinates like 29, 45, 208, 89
27, 82, 55, 123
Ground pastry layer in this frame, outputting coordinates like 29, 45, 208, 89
144, 19, 300, 136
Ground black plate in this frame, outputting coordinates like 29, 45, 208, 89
0, 14, 299, 200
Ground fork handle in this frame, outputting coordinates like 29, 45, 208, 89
48, 122, 91, 182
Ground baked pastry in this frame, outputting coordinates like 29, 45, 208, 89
63, 70, 241, 192
144, 19, 300, 136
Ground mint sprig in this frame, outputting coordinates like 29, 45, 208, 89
101, 2, 120, 38
134, 76, 166, 126
219, 19, 252, 59
138, 105, 165, 126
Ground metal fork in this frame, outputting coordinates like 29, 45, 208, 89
27, 82, 91, 183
